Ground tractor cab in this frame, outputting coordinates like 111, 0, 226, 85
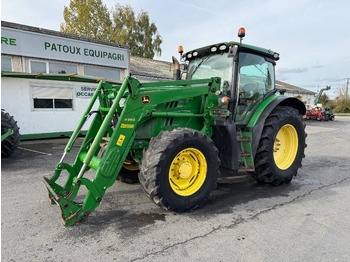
180, 29, 280, 126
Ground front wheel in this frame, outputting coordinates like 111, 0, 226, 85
139, 128, 220, 212
254, 107, 306, 185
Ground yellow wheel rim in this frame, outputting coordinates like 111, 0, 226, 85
273, 124, 298, 170
169, 148, 207, 196
123, 158, 139, 171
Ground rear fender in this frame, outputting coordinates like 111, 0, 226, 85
249, 96, 306, 157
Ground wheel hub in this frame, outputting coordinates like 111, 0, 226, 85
273, 124, 298, 170
179, 162, 193, 179
169, 148, 207, 196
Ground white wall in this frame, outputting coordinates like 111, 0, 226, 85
1, 77, 98, 136
285, 91, 315, 105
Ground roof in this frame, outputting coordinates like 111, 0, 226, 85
1, 72, 122, 84
276, 80, 316, 95
130, 56, 173, 80
1, 21, 127, 49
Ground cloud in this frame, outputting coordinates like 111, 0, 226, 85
311, 65, 323, 69
277, 67, 309, 75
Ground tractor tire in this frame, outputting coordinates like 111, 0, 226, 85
254, 106, 306, 185
1, 110, 20, 157
117, 158, 140, 184
330, 115, 335, 121
139, 128, 220, 212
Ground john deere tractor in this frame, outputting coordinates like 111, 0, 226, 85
1, 110, 20, 157
44, 28, 306, 226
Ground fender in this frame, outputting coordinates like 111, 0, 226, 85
248, 96, 306, 157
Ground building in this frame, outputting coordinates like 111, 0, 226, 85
1, 21, 129, 139
276, 80, 316, 105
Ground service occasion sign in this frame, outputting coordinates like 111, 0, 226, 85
75, 86, 97, 98
1, 27, 128, 69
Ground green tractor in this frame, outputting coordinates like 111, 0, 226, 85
1, 110, 20, 157
44, 28, 306, 226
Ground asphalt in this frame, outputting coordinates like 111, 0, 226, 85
1, 116, 350, 262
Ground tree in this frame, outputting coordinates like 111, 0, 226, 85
110, 4, 162, 58
61, 0, 162, 58
319, 93, 330, 106
61, 0, 112, 41
335, 84, 349, 101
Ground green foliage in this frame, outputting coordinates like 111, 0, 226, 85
318, 93, 330, 106
334, 100, 350, 113
61, 0, 112, 41
61, 0, 162, 59
110, 4, 162, 58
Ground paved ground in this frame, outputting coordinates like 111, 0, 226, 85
2, 117, 350, 262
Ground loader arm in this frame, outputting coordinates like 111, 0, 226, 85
44, 76, 222, 226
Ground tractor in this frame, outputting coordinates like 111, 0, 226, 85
44, 28, 306, 226
1, 110, 20, 157
305, 86, 335, 121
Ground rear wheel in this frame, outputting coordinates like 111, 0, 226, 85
254, 107, 306, 185
1, 110, 20, 157
139, 128, 220, 212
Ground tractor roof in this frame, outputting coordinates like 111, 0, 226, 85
183, 41, 279, 61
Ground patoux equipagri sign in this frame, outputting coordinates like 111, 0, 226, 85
1, 27, 129, 69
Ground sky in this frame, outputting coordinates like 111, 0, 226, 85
2, 0, 350, 98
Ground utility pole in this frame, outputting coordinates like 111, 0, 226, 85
346, 78, 349, 100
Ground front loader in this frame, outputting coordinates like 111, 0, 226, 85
44, 28, 306, 226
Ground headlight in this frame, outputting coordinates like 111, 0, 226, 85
219, 44, 227, 51
210, 46, 218, 52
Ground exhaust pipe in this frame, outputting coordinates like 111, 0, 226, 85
172, 56, 181, 80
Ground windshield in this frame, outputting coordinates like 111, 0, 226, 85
187, 53, 233, 89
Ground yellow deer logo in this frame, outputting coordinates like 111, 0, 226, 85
141, 95, 151, 104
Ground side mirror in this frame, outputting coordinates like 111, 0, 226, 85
227, 45, 238, 58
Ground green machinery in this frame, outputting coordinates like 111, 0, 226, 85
1, 110, 20, 157
44, 28, 306, 226
314, 86, 335, 121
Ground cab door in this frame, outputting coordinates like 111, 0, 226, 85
234, 52, 275, 125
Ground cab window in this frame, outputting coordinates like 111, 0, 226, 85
235, 52, 275, 124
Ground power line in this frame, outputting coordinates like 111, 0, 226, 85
299, 78, 348, 88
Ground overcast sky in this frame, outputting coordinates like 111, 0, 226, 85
2, 0, 350, 97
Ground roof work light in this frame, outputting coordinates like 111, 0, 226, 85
238, 27, 245, 44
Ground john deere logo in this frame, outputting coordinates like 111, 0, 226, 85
141, 95, 151, 104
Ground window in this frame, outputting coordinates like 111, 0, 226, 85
30, 61, 47, 74
49, 62, 77, 74
1, 56, 12, 71
30, 60, 77, 74
235, 52, 275, 124
187, 53, 233, 89
84, 65, 120, 80
32, 85, 73, 110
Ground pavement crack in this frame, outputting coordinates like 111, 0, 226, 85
130, 176, 350, 261
130, 225, 224, 262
